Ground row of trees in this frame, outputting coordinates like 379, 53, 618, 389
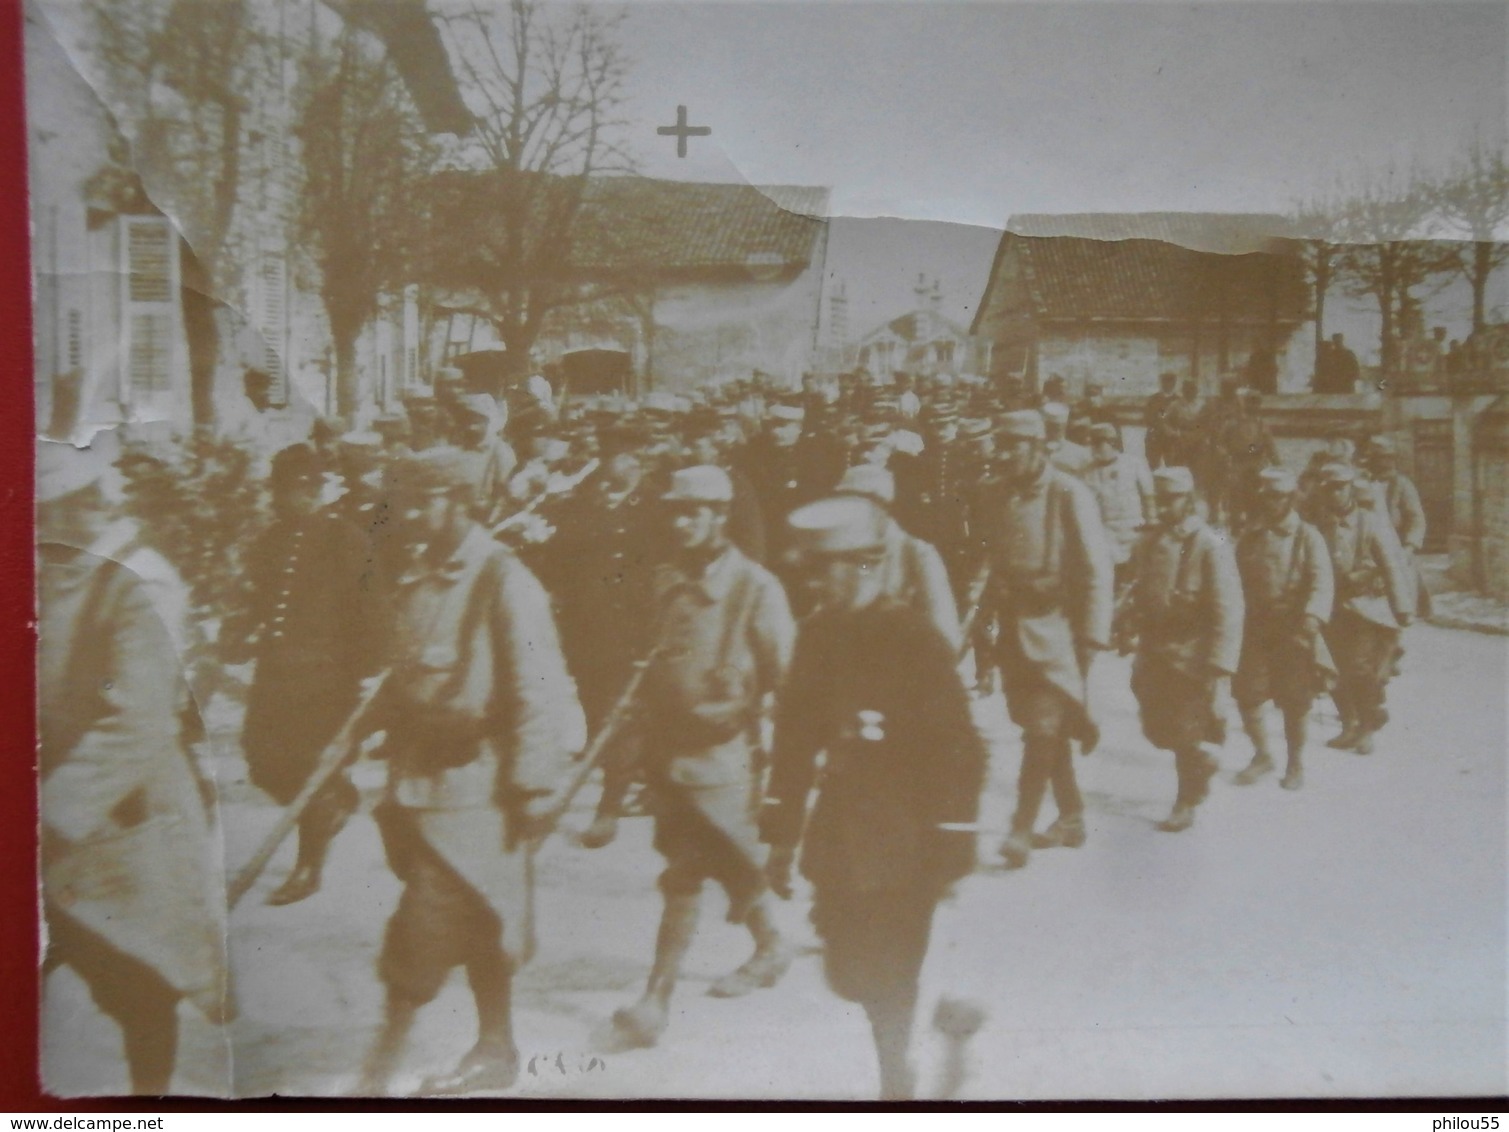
77, 0, 634, 419
1292, 142, 1509, 373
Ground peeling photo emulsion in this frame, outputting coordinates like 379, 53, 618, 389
25, 0, 1509, 1100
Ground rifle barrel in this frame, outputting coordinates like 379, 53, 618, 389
227, 670, 391, 908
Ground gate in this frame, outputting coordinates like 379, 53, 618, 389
1411, 418, 1453, 553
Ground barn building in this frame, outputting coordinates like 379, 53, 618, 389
970, 213, 1308, 399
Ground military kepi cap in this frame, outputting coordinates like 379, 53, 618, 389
663, 465, 734, 504
1257, 466, 1298, 493
787, 496, 886, 556
836, 463, 897, 506
1317, 462, 1357, 485
996, 410, 1046, 440
1089, 422, 1119, 444
1152, 466, 1196, 494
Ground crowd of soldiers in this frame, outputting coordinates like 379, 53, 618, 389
37, 359, 1429, 1101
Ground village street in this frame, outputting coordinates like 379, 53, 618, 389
41, 621, 1507, 1102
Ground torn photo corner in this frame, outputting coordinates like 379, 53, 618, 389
25, 0, 1508, 1102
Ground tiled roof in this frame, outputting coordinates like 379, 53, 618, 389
571, 178, 829, 272
974, 213, 1306, 331
1006, 212, 1298, 254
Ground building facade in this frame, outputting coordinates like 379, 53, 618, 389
970, 213, 1309, 399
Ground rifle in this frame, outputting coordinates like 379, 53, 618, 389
489, 458, 600, 540
955, 561, 993, 663
227, 670, 391, 908
529, 640, 666, 843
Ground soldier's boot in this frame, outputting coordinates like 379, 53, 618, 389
998, 824, 1033, 869
1158, 747, 1204, 832
1157, 804, 1196, 833
578, 813, 620, 850
1030, 814, 1086, 850
580, 768, 632, 849
356, 995, 419, 1096
708, 898, 792, 998
267, 776, 359, 906
1280, 709, 1306, 790
1352, 698, 1386, 756
421, 952, 520, 1095
865, 993, 918, 1102
613, 892, 701, 1048
1001, 738, 1055, 867
1326, 723, 1361, 750
1234, 705, 1275, 785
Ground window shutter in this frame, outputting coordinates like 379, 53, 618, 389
258, 251, 290, 403
119, 216, 181, 408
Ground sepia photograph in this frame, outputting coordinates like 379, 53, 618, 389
23, 0, 1509, 1103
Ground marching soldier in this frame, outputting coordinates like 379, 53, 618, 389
611, 466, 796, 1048
1161, 379, 1204, 473
1310, 463, 1414, 756
835, 464, 962, 651
38, 437, 229, 1094
1124, 467, 1244, 832
684, 412, 767, 564
536, 425, 661, 850
1143, 372, 1181, 470
1082, 420, 1154, 589
453, 393, 518, 526
223, 444, 383, 906
357, 447, 582, 1095
1231, 467, 1336, 791
1218, 389, 1280, 532
908, 402, 974, 597
399, 387, 445, 451
762, 495, 987, 1100
975, 411, 1114, 869
1362, 436, 1430, 618
1041, 401, 1091, 477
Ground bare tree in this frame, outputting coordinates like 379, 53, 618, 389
294, 30, 434, 417
1334, 167, 1455, 374
1290, 193, 1349, 366
1429, 138, 1509, 335
419, 0, 634, 393
84, 0, 269, 426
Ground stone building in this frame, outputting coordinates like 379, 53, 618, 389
853, 275, 989, 380
428, 177, 830, 396
970, 213, 1308, 399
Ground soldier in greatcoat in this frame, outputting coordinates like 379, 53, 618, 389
38, 438, 228, 1094
1362, 436, 1430, 619
1143, 372, 1181, 470
357, 447, 582, 1095
762, 496, 987, 1101
1123, 466, 1244, 832
1309, 463, 1414, 756
974, 411, 1114, 869
1082, 421, 1154, 590
1231, 467, 1336, 791
1218, 389, 1280, 532
907, 402, 974, 599
611, 466, 796, 1049
1040, 401, 1092, 477
533, 427, 661, 850
223, 443, 383, 905
835, 463, 962, 652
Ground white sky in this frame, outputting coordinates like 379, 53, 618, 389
609, 1, 1508, 329
30, 0, 1509, 338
